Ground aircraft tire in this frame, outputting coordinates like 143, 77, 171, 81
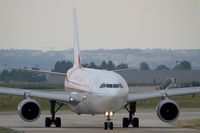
45, 117, 51, 127
104, 122, 108, 130
122, 117, 129, 128
109, 122, 113, 130
132, 117, 139, 128
55, 117, 61, 127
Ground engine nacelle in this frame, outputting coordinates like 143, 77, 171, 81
18, 99, 41, 122
156, 99, 179, 123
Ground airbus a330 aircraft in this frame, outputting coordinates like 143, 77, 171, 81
0, 8, 200, 130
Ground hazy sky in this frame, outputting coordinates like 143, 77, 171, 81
0, 0, 199, 51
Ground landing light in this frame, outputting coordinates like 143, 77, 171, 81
110, 112, 113, 117
105, 112, 109, 117
104, 111, 114, 117
83, 95, 87, 99
70, 97, 74, 102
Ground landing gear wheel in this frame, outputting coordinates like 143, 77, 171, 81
132, 117, 139, 128
104, 122, 108, 130
45, 117, 51, 127
55, 117, 61, 127
122, 117, 129, 128
104, 122, 113, 130
109, 122, 113, 130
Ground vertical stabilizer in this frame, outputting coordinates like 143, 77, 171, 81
72, 7, 81, 68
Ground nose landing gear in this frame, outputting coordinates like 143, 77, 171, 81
104, 111, 114, 130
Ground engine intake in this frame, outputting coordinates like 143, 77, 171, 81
18, 99, 41, 122
156, 99, 179, 123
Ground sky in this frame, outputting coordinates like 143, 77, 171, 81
0, 0, 199, 51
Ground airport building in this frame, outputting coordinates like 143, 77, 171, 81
46, 69, 200, 85
116, 69, 200, 85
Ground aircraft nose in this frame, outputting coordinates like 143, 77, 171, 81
90, 87, 128, 113
109, 88, 128, 96
100, 88, 128, 112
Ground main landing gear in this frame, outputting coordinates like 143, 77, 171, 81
45, 100, 64, 127
123, 102, 139, 128
104, 111, 114, 130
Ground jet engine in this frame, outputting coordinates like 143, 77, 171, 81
18, 99, 41, 122
156, 99, 179, 123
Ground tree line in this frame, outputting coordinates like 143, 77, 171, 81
52, 60, 192, 73
0, 67, 46, 82
0, 60, 192, 82
140, 60, 192, 70
52, 60, 128, 73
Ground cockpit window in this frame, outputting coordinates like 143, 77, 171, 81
100, 83, 106, 88
106, 84, 112, 88
100, 83, 123, 88
113, 84, 119, 88
119, 83, 123, 88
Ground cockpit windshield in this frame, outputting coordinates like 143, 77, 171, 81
100, 84, 106, 88
113, 84, 119, 88
100, 83, 123, 88
106, 84, 112, 88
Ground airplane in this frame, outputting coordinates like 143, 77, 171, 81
0, 7, 200, 130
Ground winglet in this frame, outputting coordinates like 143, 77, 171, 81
72, 7, 81, 68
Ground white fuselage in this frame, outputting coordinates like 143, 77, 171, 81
64, 67, 129, 115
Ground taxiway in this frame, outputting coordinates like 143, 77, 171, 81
0, 109, 199, 133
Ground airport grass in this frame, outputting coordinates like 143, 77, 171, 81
0, 82, 68, 111
0, 93, 199, 112
0, 82, 64, 90
174, 119, 200, 130
0, 82, 200, 111
137, 94, 200, 109
0, 128, 19, 133
0, 94, 68, 112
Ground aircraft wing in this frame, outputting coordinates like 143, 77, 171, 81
10, 68, 66, 76
128, 86, 200, 102
113, 67, 136, 72
0, 87, 79, 104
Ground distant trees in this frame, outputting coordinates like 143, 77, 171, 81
82, 63, 90, 68
52, 61, 73, 73
52, 60, 129, 72
100, 61, 107, 69
107, 60, 116, 70
83, 60, 128, 70
174, 60, 192, 70
51, 60, 193, 73
0, 59, 193, 83
140, 62, 150, 70
139, 60, 192, 70
89, 62, 98, 69
155, 65, 170, 70
51, 60, 191, 72
0, 70, 9, 82
116, 63, 128, 70
0, 67, 46, 82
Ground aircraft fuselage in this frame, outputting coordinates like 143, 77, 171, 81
64, 67, 129, 114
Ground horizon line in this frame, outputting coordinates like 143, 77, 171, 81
0, 47, 200, 52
